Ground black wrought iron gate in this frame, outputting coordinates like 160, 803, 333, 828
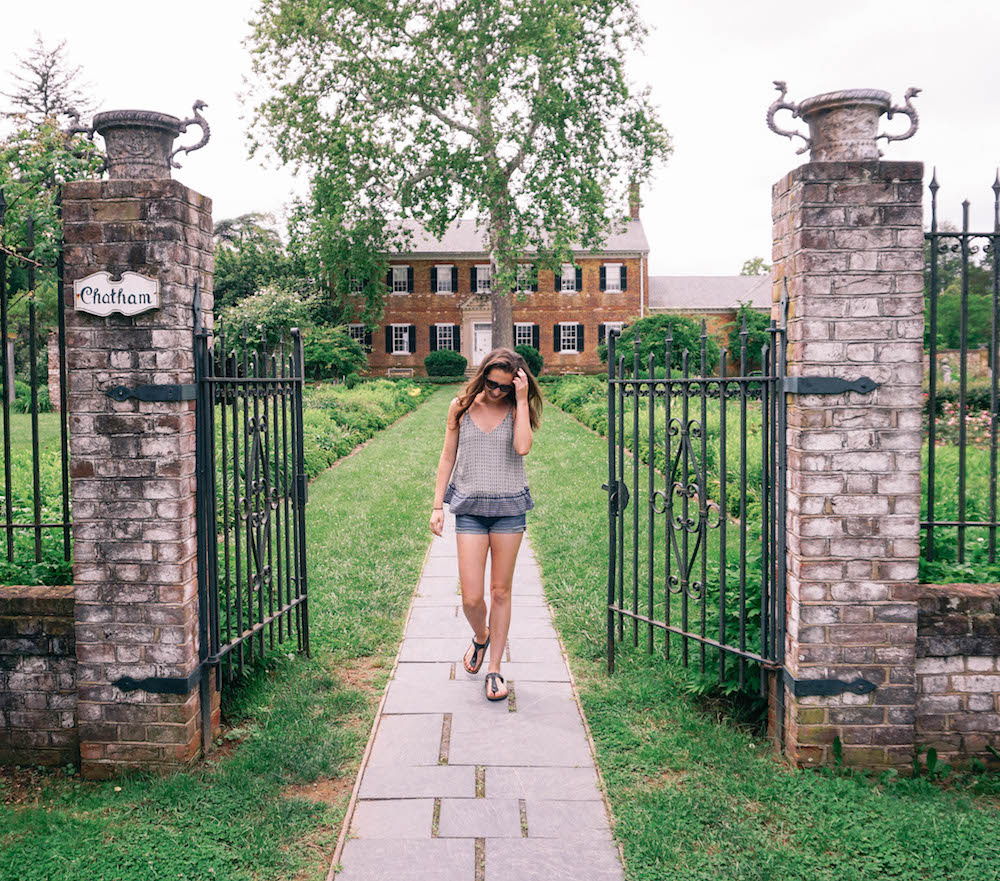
193, 299, 310, 728
603, 315, 787, 700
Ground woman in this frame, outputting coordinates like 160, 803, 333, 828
430, 348, 543, 701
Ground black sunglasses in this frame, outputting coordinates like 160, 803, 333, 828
485, 378, 515, 393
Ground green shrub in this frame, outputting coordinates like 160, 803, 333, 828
927, 378, 993, 414
344, 372, 361, 389
424, 349, 468, 376
514, 344, 543, 376
597, 314, 720, 373
301, 325, 366, 380
12, 380, 52, 413
216, 285, 312, 348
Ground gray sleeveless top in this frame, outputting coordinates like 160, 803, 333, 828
443, 404, 534, 517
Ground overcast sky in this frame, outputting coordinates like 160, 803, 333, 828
2, 0, 998, 276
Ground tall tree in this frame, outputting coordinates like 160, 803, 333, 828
1, 33, 96, 126
740, 256, 770, 276
245, 0, 670, 345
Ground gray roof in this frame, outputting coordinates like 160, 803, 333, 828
389, 217, 649, 256
648, 275, 771, 312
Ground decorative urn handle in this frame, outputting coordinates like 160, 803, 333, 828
169, 100, 211, 169
767, 83, 920, 161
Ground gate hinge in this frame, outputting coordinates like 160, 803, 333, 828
113, 660, 216, 695
106, 383, 198, 402
783, 669, 877, 697
297, 473, 309, 506
783, 376, 880, 395
602, 480, 630, 515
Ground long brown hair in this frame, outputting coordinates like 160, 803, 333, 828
452, 348, 543, 431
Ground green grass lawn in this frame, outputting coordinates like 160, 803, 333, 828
526, 394, 1000, 881
0, 386, 458, 881
0, 411, 71, 585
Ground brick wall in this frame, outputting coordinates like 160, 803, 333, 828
48, 329, 61, 412
0, 585, 77, 766
773, 160, 925, 767
360, 256, 646, 375
915, 583, 1000, 765
62, 178, 219, 779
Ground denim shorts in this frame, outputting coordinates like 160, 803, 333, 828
454, 513, 527, 535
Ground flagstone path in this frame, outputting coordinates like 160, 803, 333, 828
332, 510, 624, 880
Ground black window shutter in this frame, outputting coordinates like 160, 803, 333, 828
599, 266, 606, 291
470, 267, 477, 291
598, 323, 606, 345
386, 270, 392, 291
451, 267, 458, 292
364, 329, 372, 350
553, 324, 561, 353
407, 266, 414, 292
621, 266, 628, 291
454, 325, 461, 352
532, 325, 539, 349
531, 264, 538, 292
408, 325, 416, 353
431, 267, 438, 291
385, 326, 392, 353
575, 267, 582, 290
512, 323, 516, 345
554, 269, 562, 291
430, 325, 438, 351
578, 324, 585, 351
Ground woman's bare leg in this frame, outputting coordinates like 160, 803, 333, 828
484, 531, 523, 696
457, 532, 491, 670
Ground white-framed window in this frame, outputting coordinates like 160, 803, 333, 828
435, 323, 455, 351
435, 265, 453, 293
515, 323, 534, 348
516, 264, 533, 292
604, 321, 624, 336
348, 323, 366, 344
349, 273, 364, 293
560, 322, 579, 353
391, 323, 410, 354
392, 265, 409, 294
561, 264, 577, 292
604, 263, 622, 292
476, 264, 492, 292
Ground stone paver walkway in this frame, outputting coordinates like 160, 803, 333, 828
333, 511, 624, 880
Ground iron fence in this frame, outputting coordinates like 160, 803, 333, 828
923, 173, 1000, 570
194, 316, 310, 690
0, 187, 71, 584
604, 318, 787, 698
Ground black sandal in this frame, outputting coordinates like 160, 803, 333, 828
485, 672, 507, 701
464, 629, 490, 674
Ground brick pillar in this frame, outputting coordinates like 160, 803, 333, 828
47, 329, 60, 412
61, 178, 219, 779
773, 160, 924, 767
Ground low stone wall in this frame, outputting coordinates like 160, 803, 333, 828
0, 585, 78, 766
915, 583, 1000, 765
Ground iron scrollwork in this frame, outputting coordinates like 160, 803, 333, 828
663, 417, 722, 600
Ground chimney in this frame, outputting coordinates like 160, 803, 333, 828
628, 181, 640, 220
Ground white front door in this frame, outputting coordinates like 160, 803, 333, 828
473, 323, 492, 366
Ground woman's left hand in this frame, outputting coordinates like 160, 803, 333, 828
513, 367, 529, 403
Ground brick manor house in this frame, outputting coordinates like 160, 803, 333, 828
346, 191, 770, 377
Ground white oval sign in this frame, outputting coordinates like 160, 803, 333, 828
73, 271, 160, 317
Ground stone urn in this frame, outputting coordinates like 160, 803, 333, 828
766, 83, 920, 161
64, 101, 210, 180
